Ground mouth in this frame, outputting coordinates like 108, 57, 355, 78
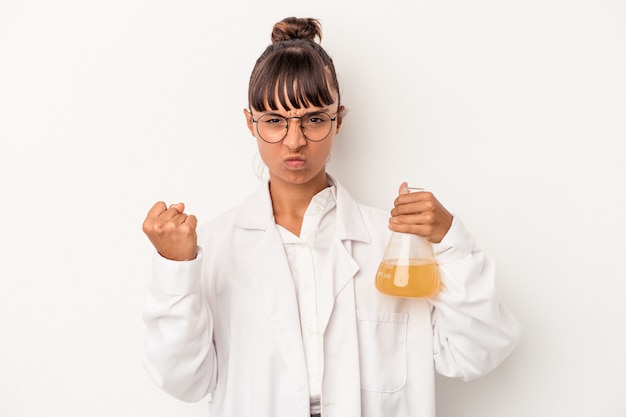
284, 156, 306, 169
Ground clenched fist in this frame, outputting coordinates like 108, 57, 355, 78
142, 201, 198, 261
388, 182, 453, 244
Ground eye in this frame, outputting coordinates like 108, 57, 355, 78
304, 113, 330, 125
259, 115, 286, 125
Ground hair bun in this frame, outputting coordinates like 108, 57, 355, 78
271, 17, 322, 43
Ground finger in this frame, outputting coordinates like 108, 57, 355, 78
157, 203, 188, 221
169, 202, 185, 213
394, 194, 427, 210
172, 212, 198, 230
146, 201, 167, 219
392, 199, 437, 217
400, 190, 433, 203
185, 214, 198, 231
171, 213, 198, 241
390, 211, 436, 226
172, 212, 190, 224
389, 221, 433, 235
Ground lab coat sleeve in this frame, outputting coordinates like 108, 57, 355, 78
430, 217, 521, 381
142, 248, 217, 401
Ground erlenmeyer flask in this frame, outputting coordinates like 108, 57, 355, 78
375, 189, 441, 298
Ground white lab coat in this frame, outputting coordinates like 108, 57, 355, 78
143, 175, 521, 417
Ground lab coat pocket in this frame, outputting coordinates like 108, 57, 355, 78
356, 310, 408, 393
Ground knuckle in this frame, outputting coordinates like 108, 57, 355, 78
182, 224, 195, 237
153, 221, 170, 234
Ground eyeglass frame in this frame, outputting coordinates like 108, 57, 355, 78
249, 109, 340, 143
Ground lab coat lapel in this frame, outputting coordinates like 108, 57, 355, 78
317, 178, 371, 336
317, 238, 358, 336
235, 182, 310, 403
314, 235, 363, 417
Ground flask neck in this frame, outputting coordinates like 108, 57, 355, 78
387, 231, 434, 260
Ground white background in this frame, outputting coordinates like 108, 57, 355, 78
1, 1, 625, 416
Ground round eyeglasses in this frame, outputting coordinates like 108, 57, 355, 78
250, 111, 338, 143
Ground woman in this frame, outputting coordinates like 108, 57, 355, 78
142, 16, 520, 417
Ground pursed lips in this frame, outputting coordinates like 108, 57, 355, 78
284, 155, 306, 169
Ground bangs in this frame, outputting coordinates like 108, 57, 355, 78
249, 48, 336, 112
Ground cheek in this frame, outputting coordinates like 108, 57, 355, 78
320, 139, 334, 156
256, 141, 277, 163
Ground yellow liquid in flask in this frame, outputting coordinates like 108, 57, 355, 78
375, 258, 441, 298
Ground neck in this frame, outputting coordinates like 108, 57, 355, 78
269, 172, 329, 236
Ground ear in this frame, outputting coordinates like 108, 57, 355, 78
334, 105, 346, 134
243, 108, 256, 137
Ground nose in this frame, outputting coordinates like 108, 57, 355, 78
281, 117, 307, 149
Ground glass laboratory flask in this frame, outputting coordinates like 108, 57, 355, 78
375, 232, 440, 298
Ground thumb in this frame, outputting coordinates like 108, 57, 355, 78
169, 202, 185, 213
398, 181, 409, 195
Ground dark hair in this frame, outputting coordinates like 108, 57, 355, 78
248, 17, 340, 112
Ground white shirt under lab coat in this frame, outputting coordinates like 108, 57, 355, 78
143, 175, 521, 417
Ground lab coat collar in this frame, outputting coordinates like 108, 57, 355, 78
233, 174, 372, 245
